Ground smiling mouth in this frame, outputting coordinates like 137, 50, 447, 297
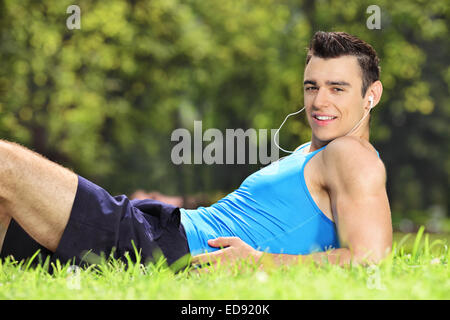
313, 115, 337, 121
312, 114, 338, 126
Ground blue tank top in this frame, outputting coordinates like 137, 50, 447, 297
180, 142, 340, 256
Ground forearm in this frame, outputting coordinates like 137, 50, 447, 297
258, 248, 354, 269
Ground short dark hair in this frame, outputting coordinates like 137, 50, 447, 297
305, 31, 380, 97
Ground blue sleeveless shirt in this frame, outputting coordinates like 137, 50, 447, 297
180, 142, 340, 255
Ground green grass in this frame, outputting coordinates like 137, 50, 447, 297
1, 228, 449, 300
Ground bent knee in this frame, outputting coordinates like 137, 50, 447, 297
0, 140, 55, 201
0, 141, 22, 198
0, 212, 11, 253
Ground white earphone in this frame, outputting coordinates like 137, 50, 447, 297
274, 95, 375, 153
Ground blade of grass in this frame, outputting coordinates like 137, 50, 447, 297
412, 226, 425, 261
424, 233, 430, 259
24, 249, 41, 271
395, 233, 411, 257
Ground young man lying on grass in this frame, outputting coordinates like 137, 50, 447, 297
0, 31, 392, 271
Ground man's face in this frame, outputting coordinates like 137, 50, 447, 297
303, 55, 366, 143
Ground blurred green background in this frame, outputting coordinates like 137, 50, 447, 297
0, 0, 448, 232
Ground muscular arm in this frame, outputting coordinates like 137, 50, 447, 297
325, 137, 392, 263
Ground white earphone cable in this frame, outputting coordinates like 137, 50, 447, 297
273, 106, 306, 154
274, 98, 373, 153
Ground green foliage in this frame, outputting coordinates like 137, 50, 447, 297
0, 0, 448, 222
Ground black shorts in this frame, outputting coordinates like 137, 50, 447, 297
0, 175, 191, 269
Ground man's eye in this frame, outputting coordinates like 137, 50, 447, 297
333, 87, 344, 92
305, 87, 317, 91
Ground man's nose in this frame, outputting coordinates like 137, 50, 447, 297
312, 87, 330, 108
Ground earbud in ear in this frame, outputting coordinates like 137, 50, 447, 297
369, 96, 374, 109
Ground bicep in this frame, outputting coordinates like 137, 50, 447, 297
327, 148, 392, 262
333, 182, 392, 262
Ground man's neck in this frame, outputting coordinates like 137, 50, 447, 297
308, 129, 370, 153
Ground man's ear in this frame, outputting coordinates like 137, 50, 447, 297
365, 80, 383, 111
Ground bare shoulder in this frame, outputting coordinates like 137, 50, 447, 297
321, 136, 386, 188
323, 136, 380, 163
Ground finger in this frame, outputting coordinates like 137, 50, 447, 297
191, 251, 222, 265
192, 247, 234, 266
208, 237, 240, 248
191, 253, 210, 265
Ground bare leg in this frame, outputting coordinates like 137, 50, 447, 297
0, 140, 78, 252
0, 205, 11, 252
